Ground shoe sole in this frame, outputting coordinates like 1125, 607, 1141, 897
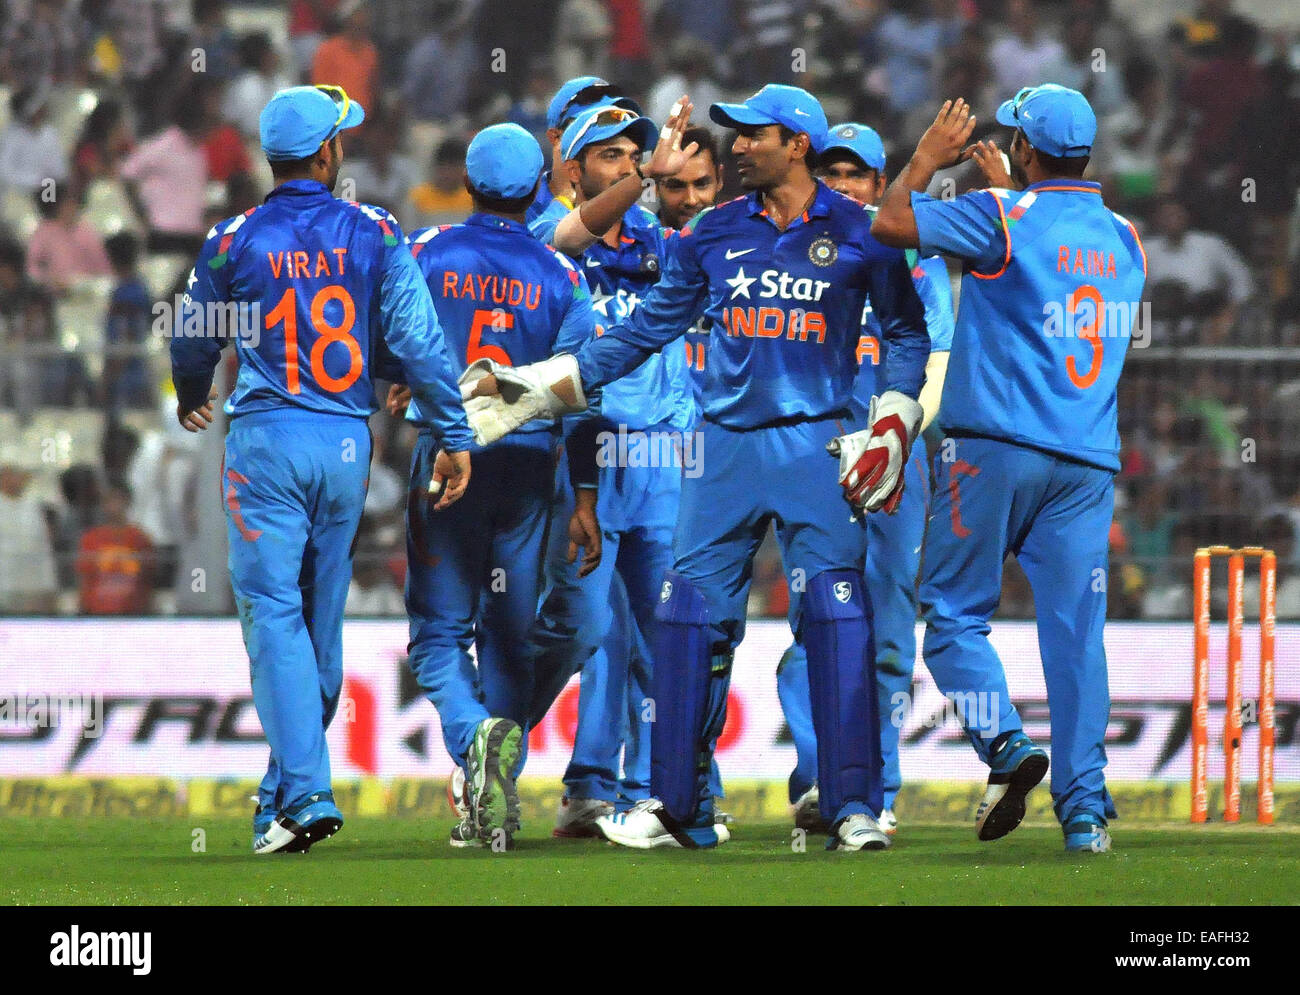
552, 824, 605, 839
598, 820, 730, 850
977, 753, 1049, 842
831, 835, 891, 851
471, 719, 522, 847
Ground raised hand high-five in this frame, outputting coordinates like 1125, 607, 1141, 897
914, 98, 978, 172
642, 96, 698, 180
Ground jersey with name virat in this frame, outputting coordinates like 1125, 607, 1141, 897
911, 179, 1147, 471
171, 179, 471, 450
575, 181, 930, 427
406, 212, 598, 452
531, 200, 693, 433
854, 205, 955, 413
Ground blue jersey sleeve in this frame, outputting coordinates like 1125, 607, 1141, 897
378, 232, 473, 452
528, 198, 568, 246
864, 245, 930, 399
575, 223, 708, 390
912, 254, 955, 351
170, 227, 232, 412
909, 189, 1009, 274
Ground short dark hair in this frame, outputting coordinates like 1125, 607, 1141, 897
682, 126, 719, 170
105, 232, 140, 270
0, 238, 25, 272
1016, 129, 1088, 178
435, 138, 468, 167
464, 175, 539, 215
818, 148, 877, 177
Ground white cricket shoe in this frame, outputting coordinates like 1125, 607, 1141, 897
828, 813, 892, 851
879, 809, 898, 835
596, 798, 730, 849
553, 795, 615, 839
793, 786, 830, 833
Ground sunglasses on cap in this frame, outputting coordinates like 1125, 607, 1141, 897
563, 106, 641, 160
1008, 86, 1034, 119
557, 82, 615, 127
315, 84, 351, 137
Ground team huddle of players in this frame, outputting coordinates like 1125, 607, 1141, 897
171, 70, 1143, 856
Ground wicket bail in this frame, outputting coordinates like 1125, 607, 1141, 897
1191, 546, 1276, 825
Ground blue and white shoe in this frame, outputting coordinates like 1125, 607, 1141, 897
826, 813, 892, 851
253, 790, 343, 854
596, 798, 730, 849
1063, 817, 1113, 853
975, 731, 1049, 841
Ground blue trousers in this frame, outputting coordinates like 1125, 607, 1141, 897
531, 442, 702, 806
405, 431, 555, 764
776, 451, 929, 807
224, 409, 370, 815
667, 415, 875, 824
920, 435, 1117, 826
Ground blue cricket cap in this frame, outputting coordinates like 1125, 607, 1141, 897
547, 76, 615, 130
465, 123, 545, 199
823, 122, 886, 171
995, 84, 1096, 158
560, 104, 658, 161
709, 84, 829, 152
260, 85, 365, 161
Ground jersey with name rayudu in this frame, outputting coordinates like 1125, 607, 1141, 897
575, 181, 930, 429
172, 179, 471, 450
532, 200, 693, 434
911, 179, 1147, 471
406, 212, 597, 451
853, 203, 955, 413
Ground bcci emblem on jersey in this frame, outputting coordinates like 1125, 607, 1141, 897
808, 236, 837, 267
833, 580, 852, 603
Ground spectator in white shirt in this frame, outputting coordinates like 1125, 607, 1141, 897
1144, 198, 1254, 344
222, 33, 294, 139
0, 84, 68, 200
988, 0, 1063, 98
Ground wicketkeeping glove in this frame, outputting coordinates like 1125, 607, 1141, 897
457, 354, 588, 447
826, 390, 924, 514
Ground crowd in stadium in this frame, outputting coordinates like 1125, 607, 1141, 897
0, 0, 1297, 620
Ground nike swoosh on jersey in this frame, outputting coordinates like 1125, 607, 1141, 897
724, 248, 756, 259
585, 258, 601, 266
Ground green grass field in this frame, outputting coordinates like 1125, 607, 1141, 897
3, 817, 1296, 905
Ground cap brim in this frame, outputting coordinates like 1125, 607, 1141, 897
337, 101, 366, 132
709, 102, 774, 129
821, 142, 883, 171
566, 117, 659, 159
995, 100, 1019, 128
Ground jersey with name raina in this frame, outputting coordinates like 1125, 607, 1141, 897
407, 212, 597, 445
910, 179, 1147, 471
576, 181, 930, 429
172, 179, 470, 450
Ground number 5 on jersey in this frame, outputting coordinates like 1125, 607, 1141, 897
468, 308, 514, 366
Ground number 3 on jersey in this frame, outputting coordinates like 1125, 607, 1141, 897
265, 285, 362, 394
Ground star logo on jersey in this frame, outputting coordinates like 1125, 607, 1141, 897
726, 266, 757, 299
808, 237, 838, 267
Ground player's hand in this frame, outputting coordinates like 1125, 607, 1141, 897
643, 96, 699, 181
567, 487, 602, 577
386, 383, 412, 416
429, 448, 471, 510
826, 391, 923, 514
177, 386, 218, 432
915, 99, 977, 172
964, 139, 1014, 189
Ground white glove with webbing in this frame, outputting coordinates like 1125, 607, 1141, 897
458, 354, 588, 447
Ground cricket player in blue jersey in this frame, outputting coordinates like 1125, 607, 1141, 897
170, 85, 473, 854
528, 76, 642, 226
525, 101, 701, 836
466, 84, 932, 851
396, 123, 602, 849
872, 86, 1147, 852
776, 122, 955, 836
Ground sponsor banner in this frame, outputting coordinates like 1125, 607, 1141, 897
3, 777, 1298, 824
1, 620, 1297, 787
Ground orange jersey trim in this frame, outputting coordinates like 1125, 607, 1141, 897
971, 192, 1012, 280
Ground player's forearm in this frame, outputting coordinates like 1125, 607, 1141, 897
570, 172, 645, 244
169, 336, 221, 413
873, 154, 940, 248
917, 349, 949, 432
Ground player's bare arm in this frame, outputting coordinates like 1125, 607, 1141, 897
873, 99, 977, 248
566, 487, 602, 577
429, 448, 471, 510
